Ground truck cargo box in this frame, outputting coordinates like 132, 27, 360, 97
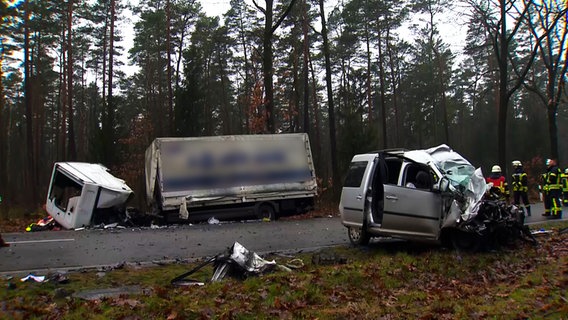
145, 133, 317, 221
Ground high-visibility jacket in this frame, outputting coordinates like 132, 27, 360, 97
546, 166, 562, 191
486, 174, 509, 198
562, 171, 568, 192
540, 173, 548, 193
511, 169, 528, 192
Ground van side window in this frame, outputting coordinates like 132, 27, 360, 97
344, 161, 368, 187
404, 164, 433, 190
384, 158, 402, 185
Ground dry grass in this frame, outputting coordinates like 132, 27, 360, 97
1, 222, 567, 319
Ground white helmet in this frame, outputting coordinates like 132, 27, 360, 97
512, 160, 522, 167
491, 165, 502, 173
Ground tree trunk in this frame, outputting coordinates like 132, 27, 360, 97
24, 0, 37, 207
292, 49, 299, 133
166, 0, 174, 135
59, 38, 67, 160
547, 102, 559, 160
386, 29, 400, 146
257, 0, 297, 133
107, 0, 116, 165
302, 0, 309, 135
263, 0, 275, 133
428, 7, 449, 144
365, 21, 372, 123
67, 0, 76, 160
0, 41, 6, 206
377, 30, 387, 149
309, 54, 322, 179
319, 0, 338, 190
497, 0, 508, 171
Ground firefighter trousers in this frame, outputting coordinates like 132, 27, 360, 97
513, 191, 531, 216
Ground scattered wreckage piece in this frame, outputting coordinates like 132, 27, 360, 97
171, 242, 291, 286
25, 216, 59, 232
340, 144, 537, 252
45, 162, 134, 229
311, 252, 348, 266
73, 286, 144, 301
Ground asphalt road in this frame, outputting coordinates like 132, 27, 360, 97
0, 202, 565, 275
0, 216, 348, 275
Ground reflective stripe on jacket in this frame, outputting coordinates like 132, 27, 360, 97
511, 172, 528, 192
546, 167, 562, 190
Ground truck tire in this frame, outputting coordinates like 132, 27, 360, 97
257, 203, 276, 221
348, 225, 370, 246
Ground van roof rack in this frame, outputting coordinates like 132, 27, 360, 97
367, 148, 408, 154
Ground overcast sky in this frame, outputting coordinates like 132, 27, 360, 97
120, 0, 467, 77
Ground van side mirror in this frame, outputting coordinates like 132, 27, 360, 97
439, 177, 450, 193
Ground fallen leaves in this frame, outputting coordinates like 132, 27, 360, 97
0, 225, 566, 319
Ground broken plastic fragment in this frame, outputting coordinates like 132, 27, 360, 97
20, 274, 45, 283
208, 217, 220, 225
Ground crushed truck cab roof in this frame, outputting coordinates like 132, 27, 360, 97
45, 162, 133, 229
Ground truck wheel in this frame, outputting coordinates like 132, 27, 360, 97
257, 204, 276, 221
348, 226, 370, 246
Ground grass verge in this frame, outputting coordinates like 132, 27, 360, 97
1, 222, 567, 319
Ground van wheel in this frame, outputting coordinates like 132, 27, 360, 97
451, 230, 481, 252
348, 226, 370, 246
257, 204, 276, 221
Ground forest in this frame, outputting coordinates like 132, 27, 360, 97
0, 0, 567, 214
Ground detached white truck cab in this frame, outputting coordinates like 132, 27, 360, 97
46, 162, 133, 229
145, 133, 318, 222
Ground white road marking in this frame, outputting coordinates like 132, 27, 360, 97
7, 239, 75, 245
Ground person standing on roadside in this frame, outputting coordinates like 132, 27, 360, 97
544, 159, 563, 219
562, 168, 568, 207
486, 165, 510, 202
511, 160, 531, 216
540, 160, 550, 215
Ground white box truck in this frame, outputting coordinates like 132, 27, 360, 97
145, 133, 318, 222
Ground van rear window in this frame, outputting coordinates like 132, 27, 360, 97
344, 161, 368, 187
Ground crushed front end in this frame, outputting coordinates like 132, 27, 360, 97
439, 166, 535, 250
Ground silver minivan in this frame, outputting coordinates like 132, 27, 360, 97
339, 144, 516, 249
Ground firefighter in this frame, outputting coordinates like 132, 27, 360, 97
562, 168, 568, 207
511, 160, 531, 216
544, 159, 563, 219
541, 159, 551, 216
486, 165, 509, 201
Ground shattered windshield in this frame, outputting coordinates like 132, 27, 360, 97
439, 160, 476, 188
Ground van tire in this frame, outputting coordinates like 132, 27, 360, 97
451, 230, 481, 252
257, 204, 276, 221
348, 226, 370, 246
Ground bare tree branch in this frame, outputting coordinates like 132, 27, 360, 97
252, 0, 266, 15
271, 0, 298, 34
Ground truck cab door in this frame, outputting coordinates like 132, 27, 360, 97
67, 184, 100, 229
